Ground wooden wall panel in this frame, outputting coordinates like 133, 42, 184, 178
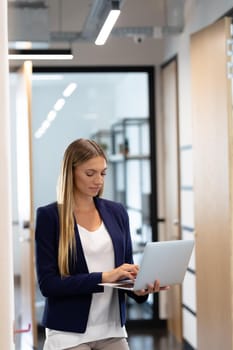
191, 17, 233, 350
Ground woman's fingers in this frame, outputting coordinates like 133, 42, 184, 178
134, 280, 170, 296
102, 263, 139, 283
118, 263, 139, 280
123, 263, 139, 273
153, 280, 160, 291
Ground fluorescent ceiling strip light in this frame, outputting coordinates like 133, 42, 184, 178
54, 98, 65, 111
8, 54, 73, 60
32, 74, 64, 81
34, 129, 44, 139
47, 110, 57, 122
10, 41, 33, 49
8, 41, 49, 50
63, 83, 77, 97
95, 9, 121, 45
41, 120, 50, 130
8, 49, 73, 60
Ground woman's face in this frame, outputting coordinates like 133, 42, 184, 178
73, 156, 107, 198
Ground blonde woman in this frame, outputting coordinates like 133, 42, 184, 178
35, 138, 163, 350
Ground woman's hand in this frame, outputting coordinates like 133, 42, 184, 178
134, 280, 170, 296
102, 263, 139, 283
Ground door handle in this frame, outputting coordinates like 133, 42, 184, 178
14, 323, 31, 343
14, 323, 31, 334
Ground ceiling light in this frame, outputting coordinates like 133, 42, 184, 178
9, 41, 33, 49
63, 83, 77, 97
95, 1, 121, 46
47, 110, 57, 122
32, 74, 64, 81
42, 120, 50, 130
54, 98, 65, 111
34, 129, 44, 139
8, 49, 74, 60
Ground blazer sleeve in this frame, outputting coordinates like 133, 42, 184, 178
35, 205, 103, 298
117, 203, 148, 303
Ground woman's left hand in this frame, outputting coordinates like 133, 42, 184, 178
134, 280, 170, 296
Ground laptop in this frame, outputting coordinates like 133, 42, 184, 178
99, 239, 194, 291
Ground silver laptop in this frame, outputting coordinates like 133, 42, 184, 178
99, 239, 194, 291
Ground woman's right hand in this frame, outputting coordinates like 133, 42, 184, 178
102, 263, 139, 283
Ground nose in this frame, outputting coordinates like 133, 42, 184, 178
94, 173, 104, 184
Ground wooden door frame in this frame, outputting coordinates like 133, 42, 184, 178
16, 62, 37, 349
160, 55, 182, 341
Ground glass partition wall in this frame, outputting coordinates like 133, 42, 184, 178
31, 67, 159, 327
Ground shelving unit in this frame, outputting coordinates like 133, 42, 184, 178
90, 129, 112, 155
91, 118, 151, 249
110, 118, 151, 251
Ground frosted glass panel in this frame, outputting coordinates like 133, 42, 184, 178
115, 73, 148, 118
128, 209, 142, 240
115, 162, 124, 191
181, 191, 194, 228
182, 309, 197, 349
126, 161, 141, 209
181, 148, 193, 187
141, 123, 150, 155
182, 272, 196, 312
141, 160, 151, 193
126, 126, 140, 155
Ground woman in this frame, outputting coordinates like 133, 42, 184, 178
35, 138, 166, 350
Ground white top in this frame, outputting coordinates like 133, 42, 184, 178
43, 222, 127, 350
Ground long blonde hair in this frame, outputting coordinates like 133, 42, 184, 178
57, 138, 107, 276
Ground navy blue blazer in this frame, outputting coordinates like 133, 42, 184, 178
35, 197, 147, 333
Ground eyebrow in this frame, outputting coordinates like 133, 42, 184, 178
85, 167, 108, 171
